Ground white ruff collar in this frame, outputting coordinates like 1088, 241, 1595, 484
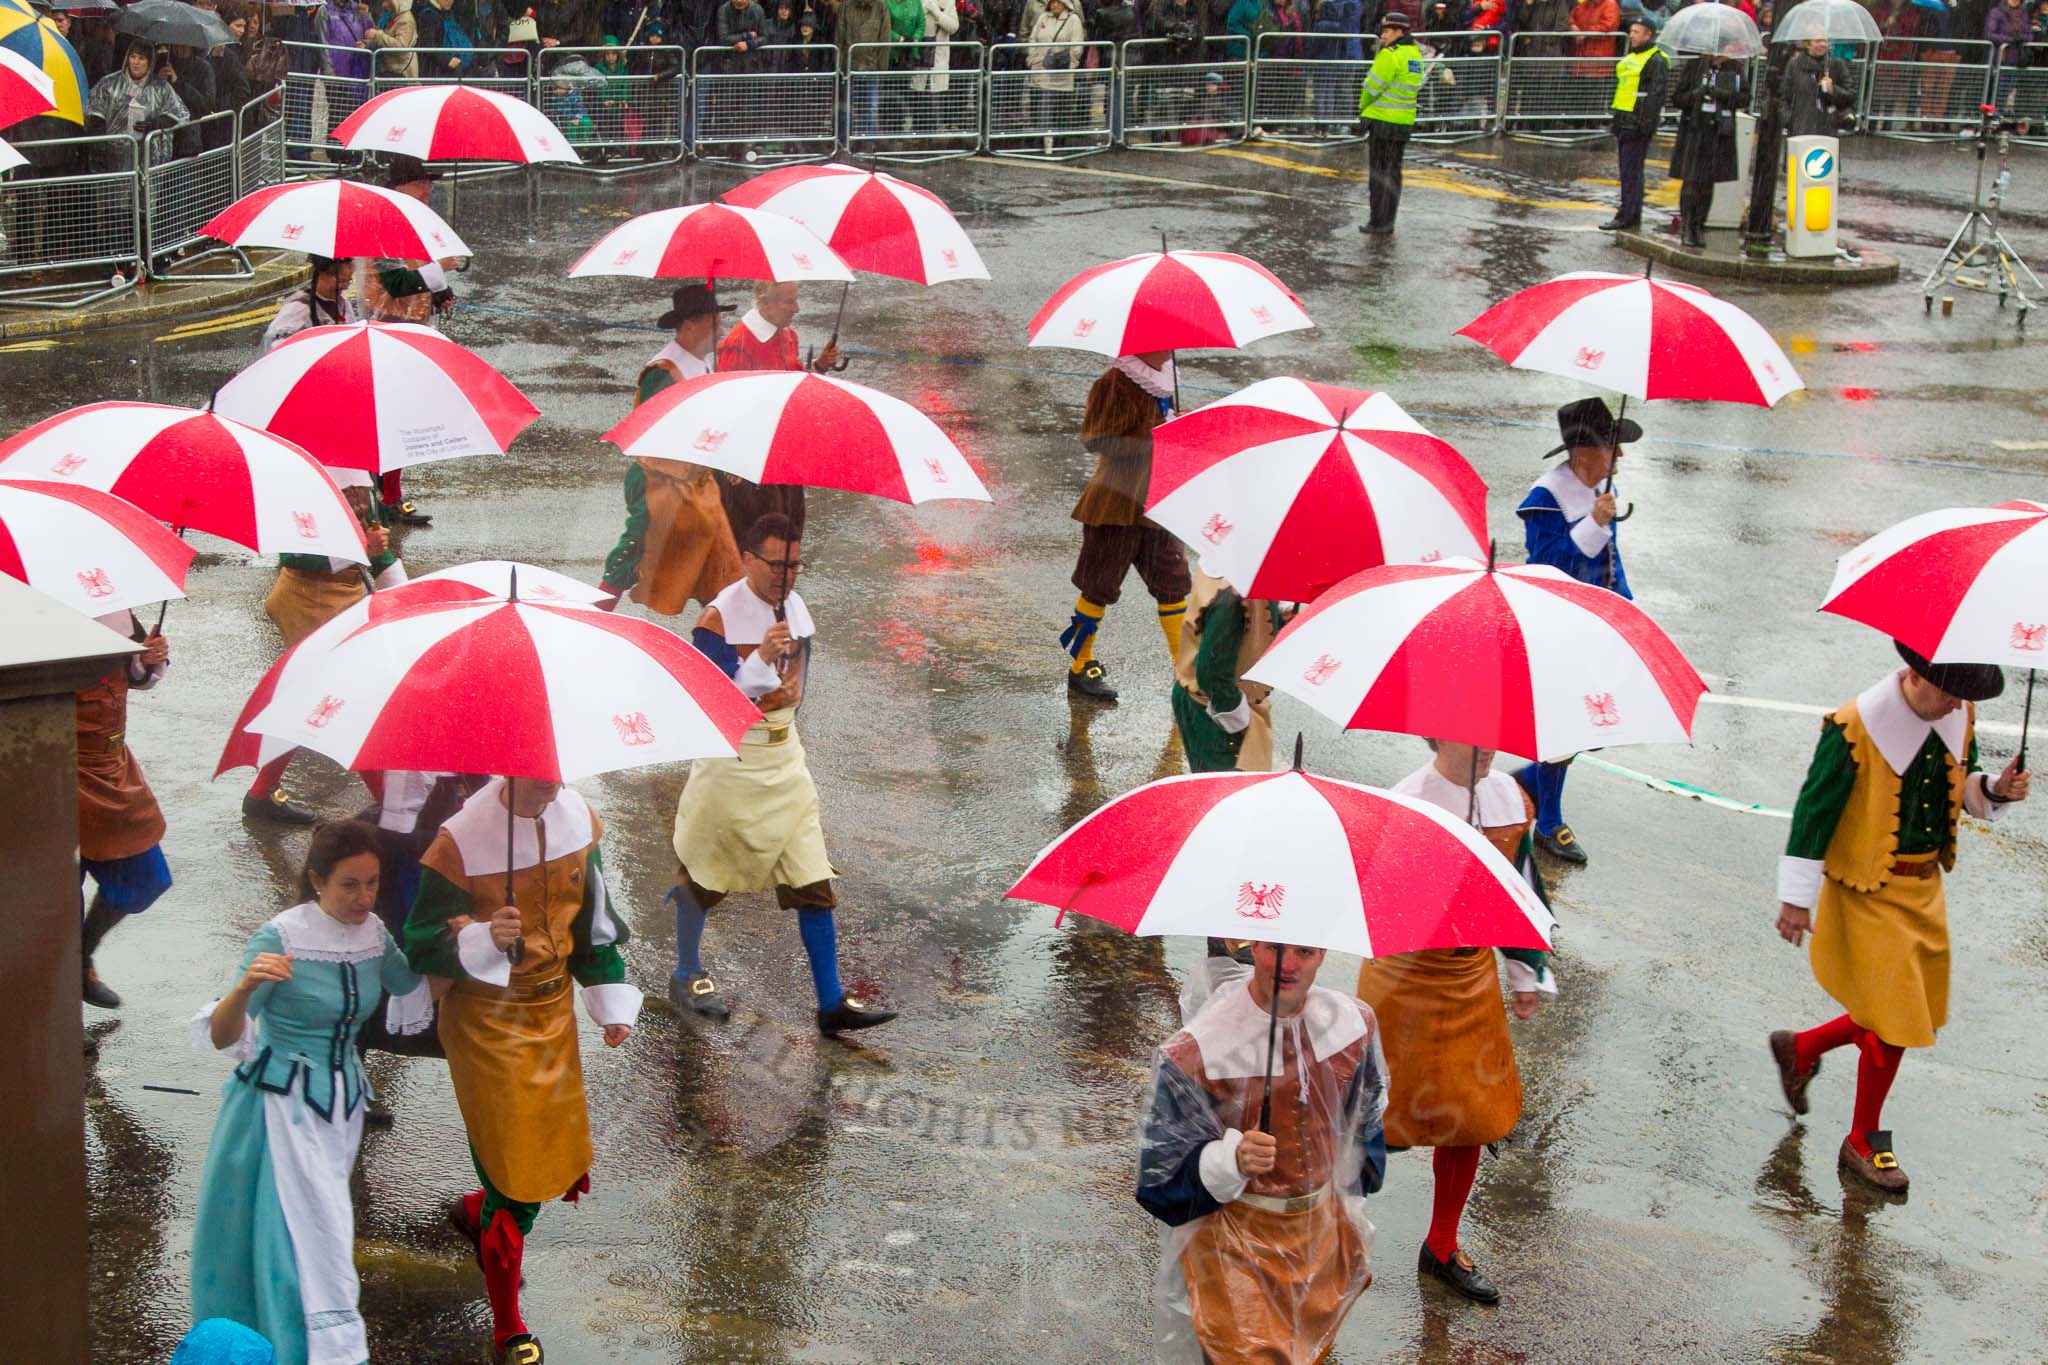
1857, 669, 1969, 776
441, 779, 596, 876
1534, 461, 1604, 519
1113, 353, 1176, 401
271, 900, 390, 964
1182, 979, 1368, 1081
1392, 763, 1528, 827
650, 338, 709, 380
740, 308, 780, 344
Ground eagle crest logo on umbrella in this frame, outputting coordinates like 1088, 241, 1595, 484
692, 429, 728, 454
941, 248, 958, 269
1249, 305, 1273, 324
1573, 347, 1605, 371
1201, 514, 1234, 545
923, 457, 948, 485
280, 223, 304, 241
613, 248, 638, 266
612, 712, 656, 746
1072, 318, 1096, 339
292, 511, 319, 539
1302, 654, 1341, 686
306, 695, 346, 728
1584, 692, 1620, 727
77, 567, 114, 598
2012, 622, 2047, 652
791, 253, 812, 271
384, 126, 407, 142
49, 453, 85, 476
1235, 882, 1285, 920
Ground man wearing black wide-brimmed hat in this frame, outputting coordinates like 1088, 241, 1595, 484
1510, 396, 1641, 865
1768, 642, 2029, 1194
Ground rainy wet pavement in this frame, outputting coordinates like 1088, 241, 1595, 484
25, 135, 2048, 1362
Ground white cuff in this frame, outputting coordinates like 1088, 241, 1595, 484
580, 982, 644, 1030
735, 650, 782, 701
1206, 695, 1253, 735
377, 769, 436, 833
384, 981, 436, 1035
373, 558, 409, 590
1777, 855, 1824, 910
190, 1000, 260, 1062
1502, 956, 1557, 997
1198, 1129, 1250, 1205
455, 921, 513, 987
1570, 515, 1613, 558
1964, 771, 2009, 821
419, 261, 448, 292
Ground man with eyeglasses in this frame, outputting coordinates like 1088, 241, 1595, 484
664, 512, 898, 1035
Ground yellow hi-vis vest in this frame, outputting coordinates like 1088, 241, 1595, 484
1611, 45, 1667, 112
1359, 39, 1423, 126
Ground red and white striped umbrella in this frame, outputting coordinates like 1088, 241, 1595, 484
605, 370, 989, 505
0, 402, 367, 561
200, 178, 470, 261
1821, 499, 2048, 668
720, 162, 988, 285
1007, 768, 1553, 958
213, 322, 539, 474
1246, 558, 1708, 761
1147, 377, 1488, 602
0, 477, 194, 615
567, 202, 852, 283
0, 47, 56, 131
1456, 271, 1802, 407
248, 568, 759, 782
1027, 249, 1312, 357
217, 561, 609, 777
330, 83, 580, 164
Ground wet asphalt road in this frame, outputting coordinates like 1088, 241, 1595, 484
23, 133, 2048, 1362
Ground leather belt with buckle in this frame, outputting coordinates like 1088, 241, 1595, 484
1239, 1184, 1327, 1215
754, 725, 790, 745
1891, 858, 1939, 880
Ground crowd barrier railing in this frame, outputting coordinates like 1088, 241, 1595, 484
280, 40, 372, 171
1250, 32, 1363, 145
845, 40, 986, 163
0, 132, 142, 308
690, 44, 841, 166
1997, 45, 2048, 145
1503, 31, 1622, 143
1123, 35, 1250, 150
1867, 38, 1996, 140
1413, 31, 1504, 142
986, 40, 1116, 160
537, 45, 688, 172
144, 103, 287, 279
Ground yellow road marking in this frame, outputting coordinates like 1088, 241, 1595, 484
155, 302, 278, 342
1207, 145, 1609, 212
0, 338, 62, 352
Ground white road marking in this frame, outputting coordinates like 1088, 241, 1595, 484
1701, 691, 2023, 737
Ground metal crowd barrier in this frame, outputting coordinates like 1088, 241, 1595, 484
144, 110, 254, 278
1123, 35, 1249, 150
845, 40, 985, 163
281, 40, 372, 171
1412, 31, 1502, 143
537, 45, 686, 171
0, 132, 141, 308
1251, 32, 1365, 146
1866, 38, 1994, 139
1503, 31, 1620, 143
690, 44, 839, 166
1997, 45, 2048, 144
986, 40, 1115, 160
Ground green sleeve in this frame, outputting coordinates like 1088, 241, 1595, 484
1500, 945, 1550, 981
402, 864, 473, 978
600, 462, 651, 596
377, 262, 429, 298
1193, 591, 1246, 711
1966, 731, 1981, 776
1784, 721, 1857, 860
568, 846, 628, 988
636, 365, 675, 406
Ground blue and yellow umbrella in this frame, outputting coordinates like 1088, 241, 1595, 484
0, 4, 86, 125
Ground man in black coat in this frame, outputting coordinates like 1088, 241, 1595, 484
1779, 36, 1856, 136
1671, 52, 1745, 247
1601, 16, 1669, 231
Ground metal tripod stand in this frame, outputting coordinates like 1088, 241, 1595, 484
1922, 108, 2039, 326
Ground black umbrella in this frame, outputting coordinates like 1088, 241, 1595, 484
52, 0, 121, 13
114, 0, 236, 50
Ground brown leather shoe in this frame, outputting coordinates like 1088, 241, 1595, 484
1839, 1132, 1909, 1194
1769, 1029, 1817, 1115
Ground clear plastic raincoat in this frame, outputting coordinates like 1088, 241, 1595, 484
1137, 971, 1389, 1364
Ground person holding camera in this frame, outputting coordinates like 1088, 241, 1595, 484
1671, 48, 1746, 247
1779, 35, 1855, 135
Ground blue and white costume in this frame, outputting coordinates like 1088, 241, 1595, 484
1515, 462, 1631, 599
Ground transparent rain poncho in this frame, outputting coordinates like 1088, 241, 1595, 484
1136, 968, 1389, 1364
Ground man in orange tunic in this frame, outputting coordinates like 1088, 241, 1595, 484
1138, 942, 1387, 1362
711, 279, 844, 543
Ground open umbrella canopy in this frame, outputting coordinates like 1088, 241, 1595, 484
202, 179, 471, 261
567, 202, 853, 283
0, 401, 367, 561
1657, 3, 1763, 57
1146, 377, 1488, 602
1007, 767, 1553, 959
0, 45, 55, 131
114, 0, 235, 50
331, 83, 581, 163
1821, 500, 2048, 668
1770, 0, 1881, 43
0, 6, 85, 124
1028, 249, 1313, 357
719, 162, 990, 285
0, 477, 194, 615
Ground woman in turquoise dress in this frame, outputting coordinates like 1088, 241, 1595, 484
189, 821, 433, 1365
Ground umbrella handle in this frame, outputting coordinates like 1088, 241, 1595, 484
2020, 667, 2035, 774
1257, 944, 1284, 1136
504, 774, 527, 966
1611, 502, 1636, 524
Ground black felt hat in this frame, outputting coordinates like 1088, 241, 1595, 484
379, 154, 443, 189
1544, 396, 1642, 456
658, 282, 735, 329
1895, 640, 2004, 702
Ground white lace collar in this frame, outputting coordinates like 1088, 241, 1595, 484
740, 308, 780, 344
1183, 979, 1368, 1081
270, 900, 390, 964
1112, 353, 1176, 401
1858, 669, 1969, 776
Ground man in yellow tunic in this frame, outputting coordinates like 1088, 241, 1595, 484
1769, 644, 2028, 1194
665, 512, 896, 1035
404, 777, 641, 1365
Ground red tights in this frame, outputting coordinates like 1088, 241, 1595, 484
1425, 1145, 1481, 1260
1793, 1013, 1906, 1155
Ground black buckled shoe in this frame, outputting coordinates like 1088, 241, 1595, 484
1840, 1131, 1909, 1195
495, 1333, 543, 1364
243, 789, 318, 826
818, 996, 897, 1035
1533, 825, 1588, 865
82, 964, 122, 1010
1067, 659, 1118, 703
383, 499, 432, 527
1419, 1243, 1501, 1304
1768, 1029, 1818, 1115
668, 971, 730, 1020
